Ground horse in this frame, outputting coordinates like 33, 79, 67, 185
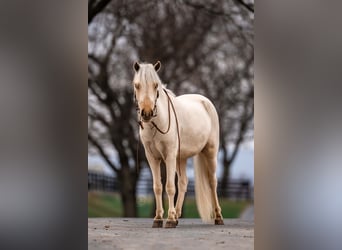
132, 61, 224, 228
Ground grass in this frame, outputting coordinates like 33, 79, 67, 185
88, 191, 251, 218
88, 192, 122, 217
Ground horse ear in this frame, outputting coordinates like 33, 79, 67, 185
133, 61, 140, 72
154, 61, 161, 72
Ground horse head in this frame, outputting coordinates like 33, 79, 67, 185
132, 61, 161, 121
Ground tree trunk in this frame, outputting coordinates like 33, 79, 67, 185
220, 144, 230, 197
220, 162, 230, 197
119, 167, 137, 217
121, 190, 137, 217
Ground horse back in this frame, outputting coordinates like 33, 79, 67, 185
175, 94, 219, 149
175, 94, 219, 126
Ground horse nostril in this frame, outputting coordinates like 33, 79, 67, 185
141, 109, 151, 119
141, 109, 152, 120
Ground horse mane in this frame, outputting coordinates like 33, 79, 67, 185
162, 84, 176, 97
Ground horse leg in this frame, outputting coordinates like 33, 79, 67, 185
206, 156, 224, 225
146, 154, 163, 228
175, 159, 188, 223
164, 157, 178, 228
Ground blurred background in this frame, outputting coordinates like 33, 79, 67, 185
88, 0, 254, 219
2, 1, 341, 249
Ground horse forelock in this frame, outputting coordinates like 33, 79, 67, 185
134, 63, 162, 86
133, 63, 176, 97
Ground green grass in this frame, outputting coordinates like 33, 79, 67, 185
88, 192, 123, 217
88, 191, 251, 218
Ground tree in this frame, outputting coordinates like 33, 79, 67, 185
178, 0, 254, 196
88, 0, 146, 217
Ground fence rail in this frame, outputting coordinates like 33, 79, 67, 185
88, 172, 253, 200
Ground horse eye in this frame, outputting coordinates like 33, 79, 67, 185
134, 83, 140, 89
154, 83, 158, 89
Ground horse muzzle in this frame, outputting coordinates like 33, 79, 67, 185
141, 108, 153, 121
140, 97, 156, 121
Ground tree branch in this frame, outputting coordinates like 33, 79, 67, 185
89, 112, 111, 128
233, 0, 254, 13
88, 78, 107, 104
88, 133, 119, 172
183, 0, 232, 17
88, 0, 112, 24
227, 90, 254, 165
89, 54, 103, 66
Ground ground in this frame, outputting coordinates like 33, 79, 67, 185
88, 218, 254, 250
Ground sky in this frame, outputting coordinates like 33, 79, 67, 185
225, 143, 254, 184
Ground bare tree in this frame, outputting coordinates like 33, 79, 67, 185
179, 0, 254, 196
88, 1, 146, 216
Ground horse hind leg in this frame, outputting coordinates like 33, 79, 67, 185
203, 148, 224, 225
175, 159, 188, 224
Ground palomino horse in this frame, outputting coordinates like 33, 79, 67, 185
132, 61, 224, 228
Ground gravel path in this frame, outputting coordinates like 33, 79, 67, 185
88, 218, 254, 250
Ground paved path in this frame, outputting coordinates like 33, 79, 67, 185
88, 218, 254, 250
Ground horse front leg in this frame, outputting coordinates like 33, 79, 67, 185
164, 156, 178, 228
146, 153, 163, 228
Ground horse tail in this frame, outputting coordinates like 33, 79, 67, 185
194, 153, 213, 222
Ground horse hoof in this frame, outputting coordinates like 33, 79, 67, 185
215, 219, 224, 225
152, 220, 163, 228
176, 220, 178, 226
165, 220, 177, 228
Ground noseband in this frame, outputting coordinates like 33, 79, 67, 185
134, 90, 159, 122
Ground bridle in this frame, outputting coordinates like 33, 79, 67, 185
134, 89, 159, 128
135, 88, 181, 176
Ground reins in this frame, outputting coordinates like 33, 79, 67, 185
136, 88, 181, 176
151, 89, 171, 134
